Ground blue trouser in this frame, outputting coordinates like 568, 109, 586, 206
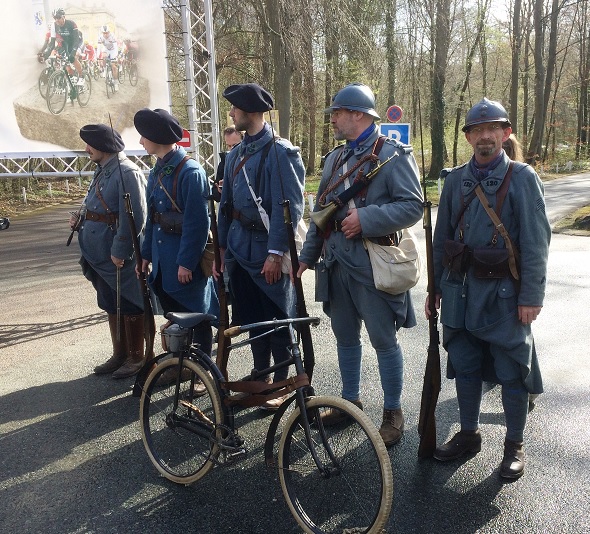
328, 262, 404, 409
447, 331, 528, 441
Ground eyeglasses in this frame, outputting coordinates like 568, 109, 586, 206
469, 123, 503, 134
330, 109, 353, 118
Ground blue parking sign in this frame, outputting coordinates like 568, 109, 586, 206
380, 123, 411, 145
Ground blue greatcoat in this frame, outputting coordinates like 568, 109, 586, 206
433, 152, 551, 392
78, 153, 147, 310
141, 147, 219, 317
299, 128, 424, 330
217, 124, 305, 318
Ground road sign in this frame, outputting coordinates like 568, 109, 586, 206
380, 123, 411, 145
178, 129, 191, 148
386, 105, 403, 123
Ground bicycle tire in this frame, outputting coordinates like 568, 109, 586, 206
118, 65, 125, 84
76, 73, 92, 107
92, 64, 100, 81
105, 70, 114, 99
140, 357, 223, 484
46, 70, 67, 115
38, 67, 52, 98
129, 64, 138, 86
278, 396, 393, 534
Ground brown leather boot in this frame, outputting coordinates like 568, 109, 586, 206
379, 408, 404, 447
94, 314, 127, 374
112, 314, 145, 379
320, 399, 363, 426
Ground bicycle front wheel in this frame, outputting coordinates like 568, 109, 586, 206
129, 64, 138, 86
105, 71, 114, 98
46, 71, 67, 115
279, 396, 393, 534
38, 67, 51, 98
140, 357, 224, 484
76, 73, 92, 107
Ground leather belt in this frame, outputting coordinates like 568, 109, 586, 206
331, 218, 399, 246
151, 211, 163, 224
85, 210, 118, 225
231, 209, 266, 231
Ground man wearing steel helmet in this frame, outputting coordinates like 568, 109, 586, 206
69, 124, 148, 379
426, 98, 550, 479
297, 83, 423, 447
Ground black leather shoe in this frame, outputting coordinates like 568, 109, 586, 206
500, 439, 525, 479
433, 430, 482, 461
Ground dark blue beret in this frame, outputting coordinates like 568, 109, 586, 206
80, 124, 124, 153
133, 108, 183, 145
222, 83, 274, 113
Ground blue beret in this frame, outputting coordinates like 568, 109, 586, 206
222, 83, 274, 113
80, 124, 124, 153
133, 108, 183, 145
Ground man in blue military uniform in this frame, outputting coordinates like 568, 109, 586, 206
297, 83, 423, 446
135, 108, 219, 364
71, 124, 147, 378
216, 83, 305, 410
426, 98, 551, 479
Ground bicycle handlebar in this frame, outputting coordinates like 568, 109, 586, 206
224, 316, 320, 338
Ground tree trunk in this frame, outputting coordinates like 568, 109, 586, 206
528, 0, 546, 162
509, 0, 522, 132
385, 0, 397, 105
428, 0, 452, 180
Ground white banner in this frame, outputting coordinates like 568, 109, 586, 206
1, 0, 169, 155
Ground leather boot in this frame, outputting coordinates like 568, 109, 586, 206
500, 439, 525, 479
433, 429, 482, 461
112, 314, 145, 379
320, 399, 363, 426
94, 314, 127, 374
379, 408, 404, 447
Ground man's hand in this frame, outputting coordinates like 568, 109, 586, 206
262, 253, 282, 284
297, 261, 309, 279
212, 248, 225, 281
518, 305, 542, 325
425, 293, 441, 319
137, 259, 150, 279
341, 208, 362, 239
111, 255, 124, 268
178, 265, 192, 284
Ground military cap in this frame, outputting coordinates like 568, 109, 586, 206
133, 108, 183, 145
80, 124, 124, 153
222, 83, 274, 113
463, 98, 511, 132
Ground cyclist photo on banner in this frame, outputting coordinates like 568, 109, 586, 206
47, 8, 84, 83
98, 24, 119, 91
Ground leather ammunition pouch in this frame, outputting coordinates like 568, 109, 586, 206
442, 239, 470, 274
471, 247, 511, 279
231, 208, 267, 231
152, 210, 183, 235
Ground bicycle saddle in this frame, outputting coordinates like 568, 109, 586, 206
165, 312, 216, 329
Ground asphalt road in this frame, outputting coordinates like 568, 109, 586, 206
0, 173, 589, 534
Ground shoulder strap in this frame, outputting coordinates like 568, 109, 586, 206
157, 155, 190, 213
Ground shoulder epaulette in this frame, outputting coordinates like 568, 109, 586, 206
382, 135, 413, 154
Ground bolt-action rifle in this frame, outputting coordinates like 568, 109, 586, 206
105, 116, 155, 396
417, 96, 442, 458
209, 193, 231, 379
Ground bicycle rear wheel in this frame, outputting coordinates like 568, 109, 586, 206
279, 396, 393, 534
46, 71, 67, 115
140, 357, 223, 484
76, 73, 92, 107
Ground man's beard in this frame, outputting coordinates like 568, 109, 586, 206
476, 141, 496, 157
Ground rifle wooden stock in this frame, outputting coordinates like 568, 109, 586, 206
209, 196, 231, 379
417, 198, 442, 458
283, 200, 315, 381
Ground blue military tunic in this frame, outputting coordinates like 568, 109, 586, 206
78, 153, 147, 310
299, 127, 424, 330
217, 124, 305, 317
141, 146, 218, 317
433, 151, 551, 392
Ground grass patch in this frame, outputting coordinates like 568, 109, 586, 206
553, 205, 590, 236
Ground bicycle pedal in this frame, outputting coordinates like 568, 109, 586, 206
224, 447, 248, 464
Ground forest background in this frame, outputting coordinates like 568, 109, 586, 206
3, 0, 590, 220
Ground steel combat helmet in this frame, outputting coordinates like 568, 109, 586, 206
463, 98, 511, 132
324, 83, 380, 120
